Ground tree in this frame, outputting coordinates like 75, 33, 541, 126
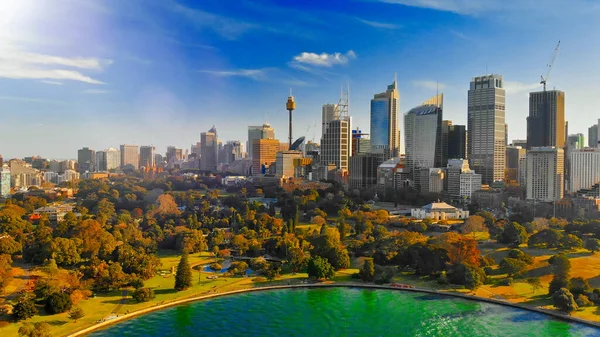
13, 296, 38, 321
500, 222, 529, 246
528, 229, 563, 248
560, 234, 583, 250
45, 292, 72, 314
447, 263, 485, 290
549, 254, 571, 278
500, 258, 528, 277
552, 288, 578, 314
131, 288, 155, 303
359, 258, 375, 282
68, 306, 85, 322
307, 256, 335, 280
0, 236, 22, 255
174, 253, 192, 291
569, 277, 591, 296
584, 238, 600, 253
461, 215, 487, 235
18, 322, 51, 337
0, 254, 13, 292
153, 194, 181, 217
530, 217, 550, 232
507, 249, 534, 264
526, 277, 542, 294
49, 237, 81, 266
549, 276, 570, 296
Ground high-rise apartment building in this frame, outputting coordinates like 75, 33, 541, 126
120, 145, 139, 170
105, 148, 120, 170
569, 148, 600, 194
95, 151, 107, 172
588, 120, 600, 148
322, 104, 337, 137
140, 146, 155, 168
321, 117, 352, 171
370, 80, 400, 160
404, 94, 443, 187
527, 90, 565, 149
526, 147, 564, 202
200, 127, 218, 172
247, 124, 275, 159
467, 74, 506, 184
251, 139, 280, 175
77, 147, 95, 173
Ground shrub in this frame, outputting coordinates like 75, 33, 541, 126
575, 294, 593, 307
499, 277, 514, 286
209, 263, 222, 271
131, 288, 155, 303
549, 276, 569, 296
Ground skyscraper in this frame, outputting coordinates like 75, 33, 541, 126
467, 74, 506, 184
105, 148, 120, 170
404, 94, 443, 187
77, 147, 95, 173
370, 79, 400, 160
588, 120, 600, 148
247, 123, 275, 159
0, 165, 10, 197
120, 145, 139, 170
526, 147, 564, 202
222, 141, 242, 165
200, 127, 218, 172
321, 117, 352, 171
140, 146, 155, 168
505, 146, 527, 184
322, 104, 337, 137
95, 151, 106, 172
166, 146, 183, 164
251, 138, 280, 176
526, 90, 566, 149
275, 151, 302, 178
569, 148, 600, 194
448, 124, 467, 160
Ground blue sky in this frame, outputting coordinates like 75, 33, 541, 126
1, 0, 600, 159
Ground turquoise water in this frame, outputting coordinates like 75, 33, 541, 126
88, 288, 600, 337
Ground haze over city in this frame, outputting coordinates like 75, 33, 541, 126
2, 0, 600, 159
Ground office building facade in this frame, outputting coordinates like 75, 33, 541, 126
526, 147, 564, 202
527, 90, 566, 149
77, 147, 95, 173
321, 117, 352, 171
370, 80, 400, 160
275, 151, 302, 178
105, 148, 120, 170
251, 139, 280, 176
349, 153, 381, 189
569, 148, 600, 194
247, 124, 275, 159
120, 145, 139, 170
140, 146, 155, 168
588, 120, 600, 148
200, 127, 218, 172
467, 74, 506, 184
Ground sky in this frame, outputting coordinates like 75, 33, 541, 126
1, 0, 600, 159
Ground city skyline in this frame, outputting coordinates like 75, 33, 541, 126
2, 0, 600, 159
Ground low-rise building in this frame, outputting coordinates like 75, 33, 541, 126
410, 201, 469, 220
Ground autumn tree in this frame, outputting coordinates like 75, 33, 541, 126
153, 194, 181, 217
174, 253, 192, 291
18, 322, 51, 337
461, 215, 487, 235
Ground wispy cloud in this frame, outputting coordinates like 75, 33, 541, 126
170, 2, 257, 40
0, 43, 111, 84
450, 30, 470, 41
40, 80, 63, 85
504, 81, 541, 94
82, 89, 110, 94
377, 0, 499, 15
0, 95, 66, 104
358, 19, 401, 30
292, 51, 356, 67
198, 68, 269, 80
412, 80, 447, 91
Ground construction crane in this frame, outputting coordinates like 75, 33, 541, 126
540, 40, 561, 91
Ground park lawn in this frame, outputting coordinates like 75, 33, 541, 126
2, 265, 27, 296
297, 222, 320, 232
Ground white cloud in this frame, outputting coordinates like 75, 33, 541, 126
292, 50, 356, 67
504, 81, 541, 94
358, 19, 401, 30
170, 2, 257, 40
377, 0, 502, 15
198, 69, 269, 80
40, 80, 63, 85
412, 80, 447, 90
82, 89, 110, 94
0, 43, 111, 84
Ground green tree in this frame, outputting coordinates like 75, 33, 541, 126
18, 322, 51, 337
307, 256, 335, 280
68, 306, 85, 322
528, 229, 563, 248
0, 236, 22, 255
500, 258, 528, 277
552, 288, 578, 314
507, 249, 534, 264
569, 277, 591, 296
549, 276, 570, 295
584, 238, 600, 253
174, 253, 192, 291
13, 296, 38, 321
131, 288, 155, 303
94, 198, 115, 224
45, 292, 72, 314
549, 254, 571, 278
448, 263, 485, 290
560, 234, 583, 250
500, 222, 529, 246
359, 258, 375, 282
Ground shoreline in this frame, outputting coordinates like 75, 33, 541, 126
67, 283, 600, 336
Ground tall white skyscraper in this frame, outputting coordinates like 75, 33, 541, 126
321, 117, 352, 171
468, 74, 506, 184
105, 148, 120, 170
569, 148, 600, 193
527, 147, 564, 202
370, 79, 400, 160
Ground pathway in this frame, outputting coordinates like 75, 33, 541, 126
5, 262, 31, 301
